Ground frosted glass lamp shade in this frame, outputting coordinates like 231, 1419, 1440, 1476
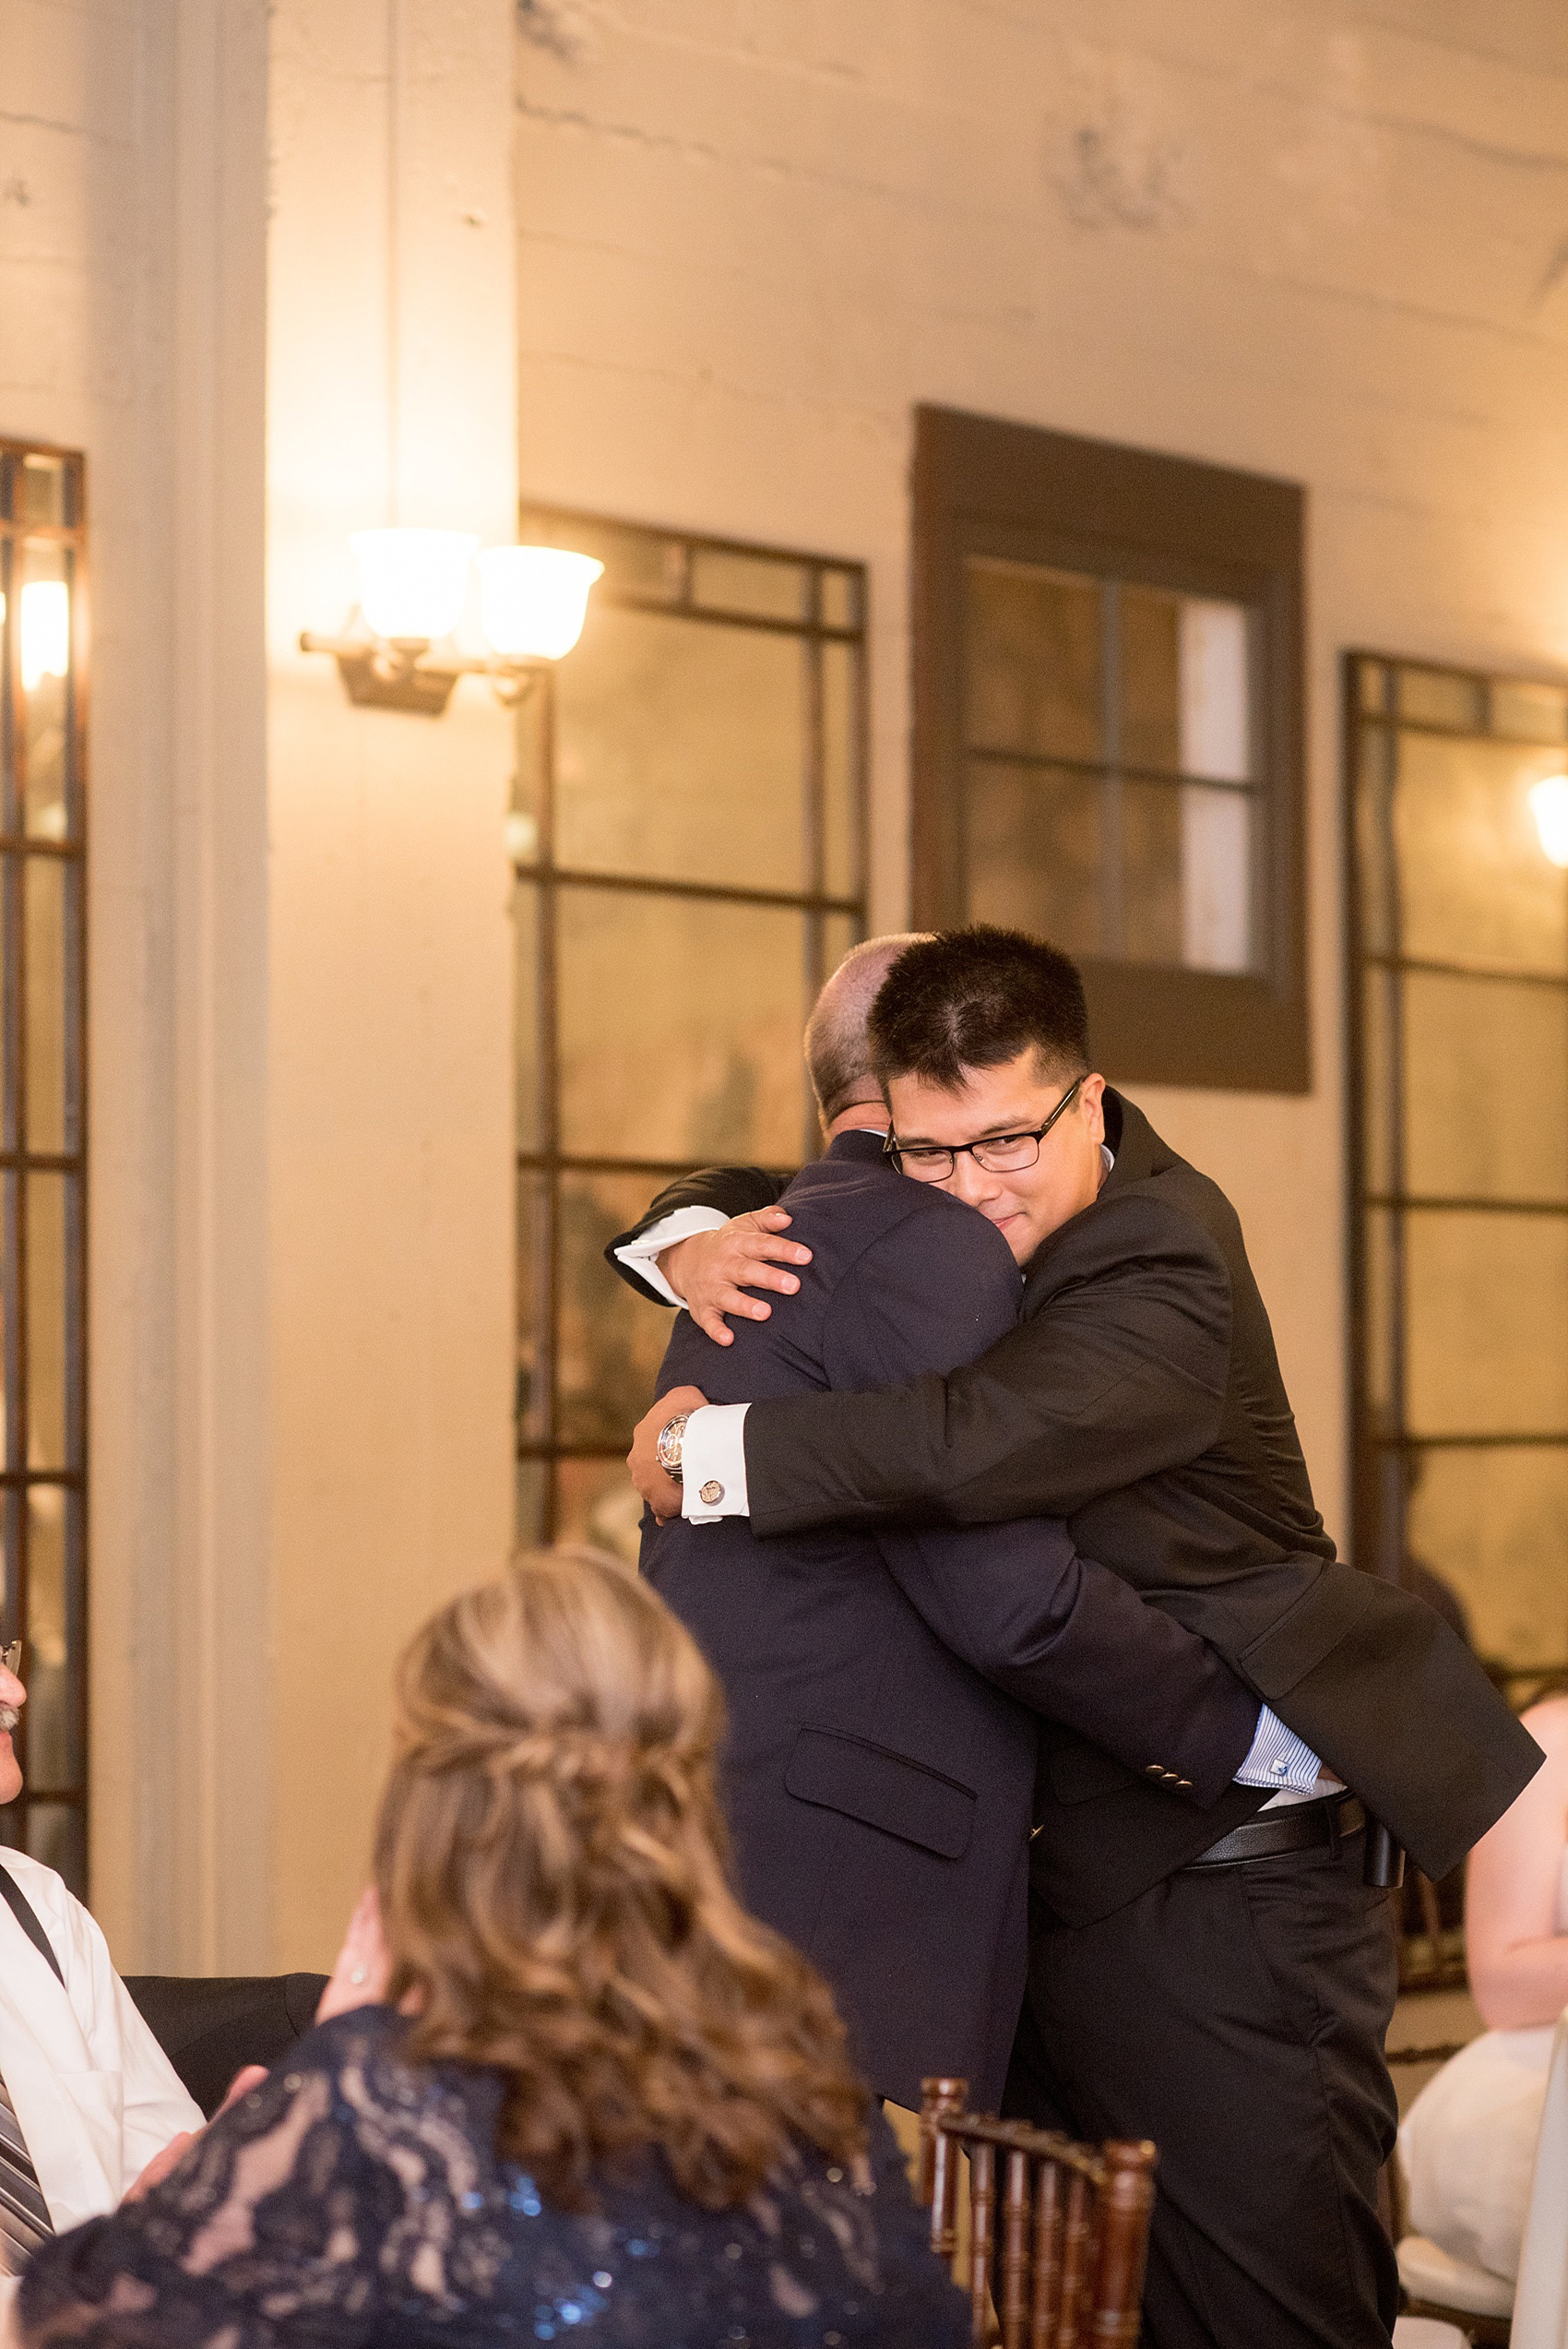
477, 546, 604, 661
1529, 775, 1568, 869
350, 529, 478, 643
18, 581, 70, 692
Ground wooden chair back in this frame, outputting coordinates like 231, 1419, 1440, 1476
917, 2077, 1157, 2349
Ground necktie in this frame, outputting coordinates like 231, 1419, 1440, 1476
0, 2069, 52, 2271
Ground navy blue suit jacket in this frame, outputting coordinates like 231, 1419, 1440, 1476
641, 1130, 1258, 2110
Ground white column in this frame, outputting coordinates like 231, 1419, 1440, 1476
267, 2, 518, 1965
88, 0, 271, 1974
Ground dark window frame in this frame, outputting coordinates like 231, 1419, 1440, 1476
1344, 647, 1568, 1691
0, 438, 89, 1892
511, 506, 869, 1543
912, 404, 1309, 1091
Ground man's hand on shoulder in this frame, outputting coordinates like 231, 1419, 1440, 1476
630, 1385, 708, 1519
659, 1208, 812, 1344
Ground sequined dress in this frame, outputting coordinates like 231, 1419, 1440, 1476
16, 2006, 968, 2349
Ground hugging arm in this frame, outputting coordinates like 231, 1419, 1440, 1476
754, 1190, 1233, 1538
826, 1215, 1261, 1806
606, 1166, 788, 1304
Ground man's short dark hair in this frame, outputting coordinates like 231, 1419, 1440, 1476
868, 926, 1091, 1092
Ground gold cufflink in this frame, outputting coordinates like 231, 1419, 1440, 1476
699, 1480, 724, 1506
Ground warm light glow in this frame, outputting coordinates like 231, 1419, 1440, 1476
350, 528, 478, 643
1530, 775, 1568, 869
18, 581, 70, 692
476, 546, 603, 661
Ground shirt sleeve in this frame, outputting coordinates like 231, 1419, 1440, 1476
612, 1208, 730, 1307
1234, 1704, 1324, 1793
681, 1403, 752, 1521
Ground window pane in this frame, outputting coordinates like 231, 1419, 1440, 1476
19, 543, 70, 841
1121, 781, 1182, 964
821, 570, 858, 631
1405, 1209, 1568, 1437
1395, 732, 1568, 976
965, 759, 1101, 955
554, 1457, 645, 1568
1396, 666, 1484, 732
516, 1171, 550, 1448
1491, 679, 1568, 745
1355, 722, 1397, 958
1363, 1206, 1397, 1418
1120, 586, 1180, 773
554, 607, 808, 891
18, 458, 66, 528
23, 1799, 82, 1885
1178, 600, 1252, 782
821, 911, 861, 987
1122, 590, 1252, 784
822, 638, 859, 899
512, 878, 542, 1153
1407, 1445, 1568, 1667
1120, 781, 1256, 973
1404, 971, 1568, 1202
26, 1172, 67, 1470
965, 562, 1102, 763
25, 857, 66, 1155
557, 887, 810, 1163
1361, 968, 1397, 1197
24, 1485, 74, 1788
557, 1173, 681, 1449
514, 1458, 547, 1546
689, 546, 806, 622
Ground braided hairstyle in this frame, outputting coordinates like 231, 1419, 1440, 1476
374, 1545, 868, 2211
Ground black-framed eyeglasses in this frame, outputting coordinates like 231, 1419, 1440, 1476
885, 1075, 1086, 1184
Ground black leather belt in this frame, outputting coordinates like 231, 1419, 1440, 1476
1184, 1794, 1365, 1870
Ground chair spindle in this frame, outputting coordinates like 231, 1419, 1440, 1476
1031, 2157, 1064, 2348
1000, 2146, 1031, 2348
1055, 2169, 1091, 2348
968, 2140, 997, 2343
1088, 2140, 1158, 2348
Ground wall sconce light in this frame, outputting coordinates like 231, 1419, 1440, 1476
300, 531, 604, 716
1529, 775, 1568, 868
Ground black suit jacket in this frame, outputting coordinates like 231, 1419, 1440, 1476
642, 1130, 1258, 2108
615, 1098, 1541, 1902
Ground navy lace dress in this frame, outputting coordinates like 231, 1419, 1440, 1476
16, 2007, 968, 2349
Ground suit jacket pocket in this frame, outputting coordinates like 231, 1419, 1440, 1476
783, 1726, 978, 1860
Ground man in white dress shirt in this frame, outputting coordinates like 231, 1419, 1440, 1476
0, 1641, 202, 2267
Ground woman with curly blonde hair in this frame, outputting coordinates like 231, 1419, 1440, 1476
15, 1549, 967, 2348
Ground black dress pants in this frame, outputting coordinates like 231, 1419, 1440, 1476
1003, 1825, 1400, 2349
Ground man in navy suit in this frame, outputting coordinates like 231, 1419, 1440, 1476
639, 938, 1286, 2113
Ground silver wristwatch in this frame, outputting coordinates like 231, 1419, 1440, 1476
656, 1412, 692, 1483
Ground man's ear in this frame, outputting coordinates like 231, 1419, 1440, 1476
1081, 1071, 1108, 1142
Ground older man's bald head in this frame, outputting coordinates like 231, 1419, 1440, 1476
804, 934, 932, 1130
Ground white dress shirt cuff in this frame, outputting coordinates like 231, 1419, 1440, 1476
681, 1403, 752, 1521
1235, 1704, 1347, 1811
1235, 1703, 1322, 1790
612, 1208, 730, 1307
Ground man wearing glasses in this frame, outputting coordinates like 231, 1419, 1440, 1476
617, 925, 1538, 2349
0, 1641, 202, 2275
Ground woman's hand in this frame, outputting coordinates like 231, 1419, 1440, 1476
123, 2131, 197, 2203
315, 1886, 392, 2023
659, 1209, 812, 1345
